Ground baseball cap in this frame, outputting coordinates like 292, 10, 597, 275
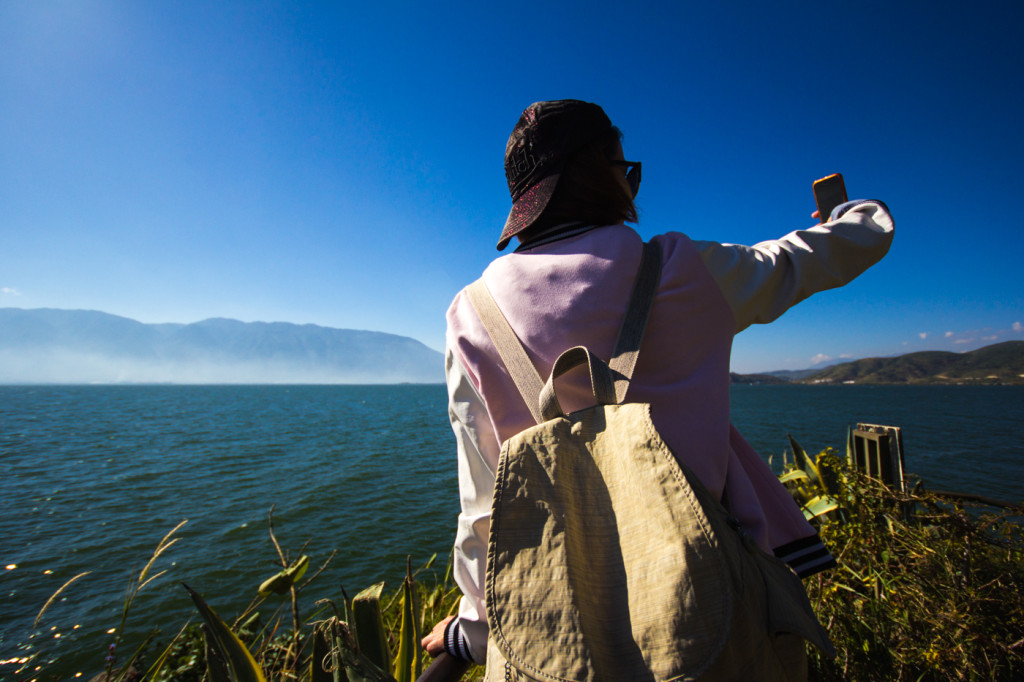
497, 100, 613, 250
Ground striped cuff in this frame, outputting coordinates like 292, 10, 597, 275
774, 534, 837, 578
443, 617, 474, 662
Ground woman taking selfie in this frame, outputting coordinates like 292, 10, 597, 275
423, 99, 894, 680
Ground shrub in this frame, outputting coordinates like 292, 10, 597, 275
795, 449, 1024, 681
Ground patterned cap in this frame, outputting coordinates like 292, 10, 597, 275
497, 100, 612, 250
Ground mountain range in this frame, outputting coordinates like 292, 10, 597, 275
0, 308, 444, 384
790, 341, 1024, 385
3, 308, 1021, 385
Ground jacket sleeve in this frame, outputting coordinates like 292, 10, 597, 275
694, 200, 894, 332
445, 343, 499, 664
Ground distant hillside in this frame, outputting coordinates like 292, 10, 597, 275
729, 372, 789, 385
729, 368, 825, 383
0, 308, 444, 384
762, 368, 826, 382
798, 341, 1024, 384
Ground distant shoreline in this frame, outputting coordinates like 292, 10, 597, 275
732, 377, 1024, 386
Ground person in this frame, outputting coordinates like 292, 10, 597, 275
422, 99, 894, 673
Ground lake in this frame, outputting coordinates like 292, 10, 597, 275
2, 383, 1022, 677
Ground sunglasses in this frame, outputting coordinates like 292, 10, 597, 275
611, 160, 642, 198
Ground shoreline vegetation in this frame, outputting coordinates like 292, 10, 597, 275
11, 448, 1024, 681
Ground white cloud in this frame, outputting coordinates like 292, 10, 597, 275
953, 338, 974, 345
918, 332, 928, 339
1014, 321, 1023, 333
982, 335, 999, 342
944, 331, 954, 338
839, 353, 853, 359
1, 287, 21, 296
810, 353, 832, 365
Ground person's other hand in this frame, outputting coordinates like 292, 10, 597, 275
421, 615, 455, 657
811, 210, 821, 221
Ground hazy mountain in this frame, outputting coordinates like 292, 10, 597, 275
7, 308, 1019, 385
0, 308, 443, 384
796, 341, 1024, 384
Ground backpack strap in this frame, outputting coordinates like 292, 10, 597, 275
539, 241, 662, 419
466, 279, 547, 425
609, 239, 663, 403
467, 240, 663, 424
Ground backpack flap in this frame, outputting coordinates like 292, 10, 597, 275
486, 402, 735, 682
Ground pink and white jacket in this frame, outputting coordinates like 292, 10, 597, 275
444, 201, 895, 663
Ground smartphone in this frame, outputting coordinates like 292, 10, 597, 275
813, 173, 848, 224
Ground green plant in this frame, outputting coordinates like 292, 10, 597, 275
184, 585, 266, 682
394, 558, 423, 682
786, 450, 1024, 680
778, 435, 842, 521
351, 582, 392, 676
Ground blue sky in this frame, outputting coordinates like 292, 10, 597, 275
2, 0, 1022, 373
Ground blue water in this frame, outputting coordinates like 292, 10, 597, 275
1, 384, 1022, 677
731, 384, 1024, 500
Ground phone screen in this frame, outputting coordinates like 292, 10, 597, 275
813, 174, 848, 223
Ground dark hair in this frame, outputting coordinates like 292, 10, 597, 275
520, 127, 638, 241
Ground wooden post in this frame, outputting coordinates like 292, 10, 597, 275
851, 423, 906, 491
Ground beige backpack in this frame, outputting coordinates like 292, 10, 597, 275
466, 241, 835, 682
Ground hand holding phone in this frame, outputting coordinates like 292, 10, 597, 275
813, 174, 848, 224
